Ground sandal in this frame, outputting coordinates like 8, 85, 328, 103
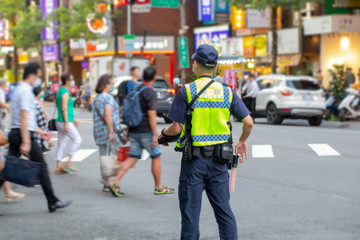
154, 186, 175, 195
65, 167, 78, 172
108, 184, 125, 197
55, 167, 69, 174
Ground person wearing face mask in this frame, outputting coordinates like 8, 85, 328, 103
54, 72, 82, 174
92, 74, 122, 192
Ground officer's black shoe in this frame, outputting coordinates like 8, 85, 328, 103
48, 199, 73, 213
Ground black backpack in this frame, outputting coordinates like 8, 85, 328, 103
117, 80, 130, 106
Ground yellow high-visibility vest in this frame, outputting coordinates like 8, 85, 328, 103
176, 77, 233, 148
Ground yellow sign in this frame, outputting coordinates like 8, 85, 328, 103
231, 6, 245, 30
18, 52, 28, 64
243, 36, 255, 58
254, 35, 267, 57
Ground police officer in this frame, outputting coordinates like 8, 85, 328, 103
158, 44, 254, 240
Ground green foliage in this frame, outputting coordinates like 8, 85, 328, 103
328, 64, 347, 105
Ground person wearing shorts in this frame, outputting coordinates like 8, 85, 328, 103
107, 66, 174, 197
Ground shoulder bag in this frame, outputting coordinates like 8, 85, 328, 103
94, 97, 128, 145
2, 155, 40, 187
48, 102, 57, 131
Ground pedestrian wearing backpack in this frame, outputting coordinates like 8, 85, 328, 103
108, 66, 174, 197
117, 66, 140, 106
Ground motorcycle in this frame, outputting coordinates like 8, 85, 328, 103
338, 88, 360, 122
324, 95, 339, 120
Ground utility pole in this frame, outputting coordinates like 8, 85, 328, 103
179, 0, 187, 84
127, 4, 131, 35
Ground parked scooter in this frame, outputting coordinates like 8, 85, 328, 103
324, 95, 339, 120
338, 88, 360, 122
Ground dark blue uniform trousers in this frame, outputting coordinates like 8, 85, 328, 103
178, 155, 237, 240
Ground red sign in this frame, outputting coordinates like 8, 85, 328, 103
0, 39, 12, 46
135, 0, 150, 4
114, 0, 128, 7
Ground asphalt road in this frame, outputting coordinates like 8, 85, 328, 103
1, 105, 359, 240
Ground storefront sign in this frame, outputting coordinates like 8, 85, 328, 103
246, 8, 271, 29
81, 61, 90, 69
87, 38, 114, 53
269, 28, 301, 55
304, 15, 360, 35
194, 24, 230, 51
231, 6, 245, 30
43, 44, 59, 62
118, 36, 174, 51
277, 54, 301, 67
178, 37, 189, 68
243, 36, 255, 58
151, 0, 179, 8
0, 39, 12, 46
70, 39, 86, 49
223, 70, 237, 90
215, 0, 229, 12
198, 0, 214, 22
220, 38, 243, 57
254, 35, 267, 57
132, 3, 151, 13
41, 0, 58, 41
86, 13, 111, 37
18, 51, 29, 64
0, 20, 4, 37
325, 0, 360, 15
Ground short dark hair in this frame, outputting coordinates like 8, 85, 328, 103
23, 62, 41, 80
196, 60, 216, 73
130, 66, 139, 73
143, 66, 156, 82
95, 74, 112, 94
33, 85, 42, 97
60, 72, 71, 86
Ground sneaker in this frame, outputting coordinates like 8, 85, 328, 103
103, 185, 110, 192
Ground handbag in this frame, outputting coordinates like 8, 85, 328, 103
100, 143, 119, 177
0, 130, 8, 146
117, 146, 130, 163
48, 103, 57, 131
94, 101, 128, 145
2, 155, 40, 187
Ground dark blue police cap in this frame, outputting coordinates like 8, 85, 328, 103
191, 44, 218, 68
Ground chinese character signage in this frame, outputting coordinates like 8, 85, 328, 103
43, 44, 59, 62
215, 0, 228, 13
198, 0, 214, 22
243, 36, 255, 58
254, 35, 267, 57
151, 0, 179, 8
41, 0, 58, 41
246, 8, 271, 28
178, 37, 189, 68
223, 70, 237, 90
231, 6, 245, 30
0, 20, 3, 37
194, 24, 230, 51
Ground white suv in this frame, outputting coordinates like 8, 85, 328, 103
255, 75, 326, 126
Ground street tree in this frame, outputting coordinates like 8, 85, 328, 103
229, 0, 324, 74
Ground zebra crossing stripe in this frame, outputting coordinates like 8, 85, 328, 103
61, 149, 98, 162
252, 145, 274, 158
308, 144, 340, 156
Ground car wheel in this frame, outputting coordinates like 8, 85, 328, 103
339, 109, 348, 122
164, 116, 173, 124
308, 117, 322, 126
266, 104, 283, 124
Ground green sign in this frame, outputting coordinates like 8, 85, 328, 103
325, 0, 360, 15
124, 34, 135, 40
178, 37, 189, 69
151, 0, 179, 8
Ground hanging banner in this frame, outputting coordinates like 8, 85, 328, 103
43, 44, 59, 62
223, 69, 237, 90
41, 0, 58, 41
0, 20, 4, 37
194, 24, 230, 51
231, 6, 245, 30
243, 36, 255, 58
254, 35, 267, 57
198, 0, 214, 22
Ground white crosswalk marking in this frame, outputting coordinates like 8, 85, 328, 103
252, 145, 274, 158
308, 144, 340, 156
139, 150, 150, 161
61, 149, 98, 162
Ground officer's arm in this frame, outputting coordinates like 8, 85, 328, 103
162, 122, 183, 136
235, 115, 253, 163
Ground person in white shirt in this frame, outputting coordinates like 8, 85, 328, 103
241, 74, 259, 121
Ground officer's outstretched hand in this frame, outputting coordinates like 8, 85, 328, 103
235, 141, 247, 163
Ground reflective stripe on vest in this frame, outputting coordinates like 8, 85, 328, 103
176, 78, 233, 148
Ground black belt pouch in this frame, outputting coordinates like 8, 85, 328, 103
214, 142, 233, 164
